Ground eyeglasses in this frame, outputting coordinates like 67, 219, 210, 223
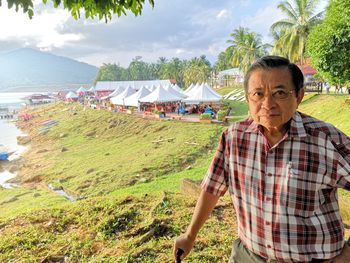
247, 89, 294, 102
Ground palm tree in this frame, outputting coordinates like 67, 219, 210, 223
270, 0, 324, 64
227, 27, 269, 73
183, 57, 211, 87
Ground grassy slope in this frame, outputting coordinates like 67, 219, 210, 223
0, 95, 349, 262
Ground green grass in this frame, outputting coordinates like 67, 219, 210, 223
299, 94, 350, 134
0, 186, 67, 219
215, 84, 244, 95
0, 96, 349, 262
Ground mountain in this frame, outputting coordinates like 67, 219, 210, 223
0, 48, 99, 91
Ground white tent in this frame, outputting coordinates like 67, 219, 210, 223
184, 82, 201, 96
148, 84, 158, 92
139, 86, 182, 103
87, 86, 96, 93
203, 82, 222, 97
184, 83, 194, 94
110, 86, 136, 105
95, 80, 172, 91
164, 84, 187, 98
123, 87, 151, 107
101, 86, 125, 100
172, 84, 183, 92
65, 91, 78, 99
182, 83, 222, 103
76, 86, 87, 94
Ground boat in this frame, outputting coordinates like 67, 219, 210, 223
0, 144, 9, 161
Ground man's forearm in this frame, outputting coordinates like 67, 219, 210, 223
185, 189, 220, 239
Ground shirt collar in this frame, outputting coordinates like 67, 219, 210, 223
289, 111, 307, 138
244, 111, 307, 138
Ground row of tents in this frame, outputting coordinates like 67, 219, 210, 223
65, 82, 223, 107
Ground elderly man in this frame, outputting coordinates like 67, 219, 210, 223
173, 56, 350, 262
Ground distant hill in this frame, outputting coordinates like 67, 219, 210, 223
0, 48, 98, 91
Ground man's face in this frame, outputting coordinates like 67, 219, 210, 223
246, 67, 304, 133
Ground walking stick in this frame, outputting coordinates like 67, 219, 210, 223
176, 248, 184, 263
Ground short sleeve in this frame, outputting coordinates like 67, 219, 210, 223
335, 139, 350, 191
201, 130, 229, 196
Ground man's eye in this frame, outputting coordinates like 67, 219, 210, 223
274, 90, 287, 96
253, 91, 264, 97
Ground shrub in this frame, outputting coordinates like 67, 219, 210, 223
217, 109, 227, 121
200, 113, 212, 120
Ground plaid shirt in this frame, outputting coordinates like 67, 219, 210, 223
202, 111, 350, 262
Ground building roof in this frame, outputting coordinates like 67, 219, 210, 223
299, 64, 317, 75
217, 68, 243, 78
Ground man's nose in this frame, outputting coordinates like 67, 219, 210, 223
261, 93, 276, 109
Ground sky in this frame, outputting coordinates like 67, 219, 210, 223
0, 0, 328, 68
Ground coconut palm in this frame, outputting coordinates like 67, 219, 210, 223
270, 0, 324, 64
183, 56, 211, 87
227, 27, 270, 73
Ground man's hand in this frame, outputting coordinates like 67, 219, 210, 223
172, 190, 220, 261
173, 234, 195, 261
328, 243, 350, 263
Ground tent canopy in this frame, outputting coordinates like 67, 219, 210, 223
164, 85, 187, 98
76, 86, 87, 93
87, 86, 96, 93
172, 84, 183, 92
65, 91, 78, 99
101, 86, 125, 100
123, 87, 151, 107
110, 86, 136, 105
139, 86, 182, 103
182, 83, 222, 103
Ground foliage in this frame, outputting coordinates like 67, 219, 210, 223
227, 26, 269, 73
152, 108, 160, 114
97, 209, 139, 238
93, 56, 196, 90
270, 0, 324, 64
183, 55, 211, 88
159, 58, 186, 88
216, 109, 227, 121
4, 0, 154, 21
199, 113, 212, 120
93, 63, 129, 85
214, 50, 233, 71
128, 56, 153, 80
307, 0, 350, 84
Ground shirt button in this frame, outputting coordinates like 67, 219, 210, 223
266, 197, 272, 202
268, 150, 274, 154
266, 221, 270, 225
267, 173, 272, 177
267, 245, 272, 249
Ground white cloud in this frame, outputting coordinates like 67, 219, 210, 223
0, 0, 330, 67
175, 48, 186, 55
0, 5, 83, 49
240, 2, 284, 42
216, 9, 229, 19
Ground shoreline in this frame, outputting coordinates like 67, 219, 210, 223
0, 118, 29, 188
1, 105, 78, 201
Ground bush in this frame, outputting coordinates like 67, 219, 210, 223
217, 109, 227, 121
200, 113, 212, 120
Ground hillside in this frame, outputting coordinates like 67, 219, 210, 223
0, 95, 349, 262
0, 48, 98, 91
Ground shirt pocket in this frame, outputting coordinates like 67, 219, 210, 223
281, 161, 325, 218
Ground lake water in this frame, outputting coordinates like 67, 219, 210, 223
0, 92, 33, 187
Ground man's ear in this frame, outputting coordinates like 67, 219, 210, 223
297, 88, 305, 105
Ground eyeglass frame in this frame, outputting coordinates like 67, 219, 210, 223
246, 88, 295, 102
